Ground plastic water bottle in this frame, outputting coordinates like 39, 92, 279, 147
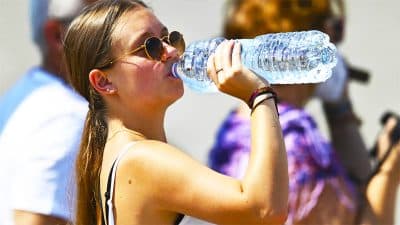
172, 30, 337, 93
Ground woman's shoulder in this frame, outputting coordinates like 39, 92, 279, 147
117, 140, 193, 177
123, 139, 183, 155
114, 140, 204, 203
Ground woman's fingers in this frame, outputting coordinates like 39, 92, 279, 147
214, 40, 225, 69
213, 40, 231, 86
207, 40, 229, 86
208, 40, 269, 101
207, 54, 218, 85
231, 41, 242, 68
222, 40, 234, 69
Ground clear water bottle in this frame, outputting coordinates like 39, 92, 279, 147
172, 30, 337, 93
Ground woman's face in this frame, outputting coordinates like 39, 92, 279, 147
105, 7, 184, 111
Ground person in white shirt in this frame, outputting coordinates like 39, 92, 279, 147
0, 0, 96, 224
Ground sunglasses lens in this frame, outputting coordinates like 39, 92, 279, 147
169, 31, 185, 55
145, 37, 163, 60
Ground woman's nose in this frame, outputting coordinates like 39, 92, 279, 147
161, 42, 179, 62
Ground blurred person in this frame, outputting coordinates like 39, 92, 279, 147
314, 0, 373, 185
63, 1, 288, 225
208, 0, 400, 224
0, 0, 96, 224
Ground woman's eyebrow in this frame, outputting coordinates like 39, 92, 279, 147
128, 27, 169, 48
160, 27, 169, 37
127, 31, 150, 50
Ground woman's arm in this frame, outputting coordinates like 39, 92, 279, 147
120, 41, 288, 225
14, 210, 68, 225
244, 94, 288, 221
323, 92, 372, 184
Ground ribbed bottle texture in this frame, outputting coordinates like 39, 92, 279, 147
172, 30, 337, 93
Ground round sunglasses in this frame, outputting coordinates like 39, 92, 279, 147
104, 31, 185, 67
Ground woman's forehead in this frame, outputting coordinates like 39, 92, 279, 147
112, 8, 165, 46
115, 9, 164, 37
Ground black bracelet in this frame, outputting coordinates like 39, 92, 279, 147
247, 86, 276, 109
250, 93, 278, 115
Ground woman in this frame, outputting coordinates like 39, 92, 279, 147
63, 0, 288, 225
209, 0, 400, 224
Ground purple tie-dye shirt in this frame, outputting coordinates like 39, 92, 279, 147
208, 102, 357, 224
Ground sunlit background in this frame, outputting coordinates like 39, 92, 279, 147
1, 0, 399, 222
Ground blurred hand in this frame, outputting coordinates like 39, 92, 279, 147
207, 40, 269, 103
377, 117, 399, 159
377, 117, 400, 182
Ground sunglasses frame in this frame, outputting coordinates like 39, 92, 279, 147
105, 31, 185, 67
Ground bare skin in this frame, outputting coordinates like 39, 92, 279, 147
14, 210, 67, 225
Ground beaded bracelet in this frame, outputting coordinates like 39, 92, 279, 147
247, 86, 276, 109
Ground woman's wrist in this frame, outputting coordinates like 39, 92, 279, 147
250, 92, 278, 115
247, 86, 276, 108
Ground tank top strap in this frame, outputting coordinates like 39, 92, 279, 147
104, 142, 137, 225
178, 215, 215, 225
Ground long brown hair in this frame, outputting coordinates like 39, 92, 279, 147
63, 1, 147, 224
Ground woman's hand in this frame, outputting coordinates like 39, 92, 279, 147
207, 40, 269, 102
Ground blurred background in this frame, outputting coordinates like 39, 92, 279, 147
1, 0, 399, 222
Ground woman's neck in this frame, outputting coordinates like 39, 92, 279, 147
107, 115, 167, 142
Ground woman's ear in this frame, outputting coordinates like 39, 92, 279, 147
88, 69, 117, 95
